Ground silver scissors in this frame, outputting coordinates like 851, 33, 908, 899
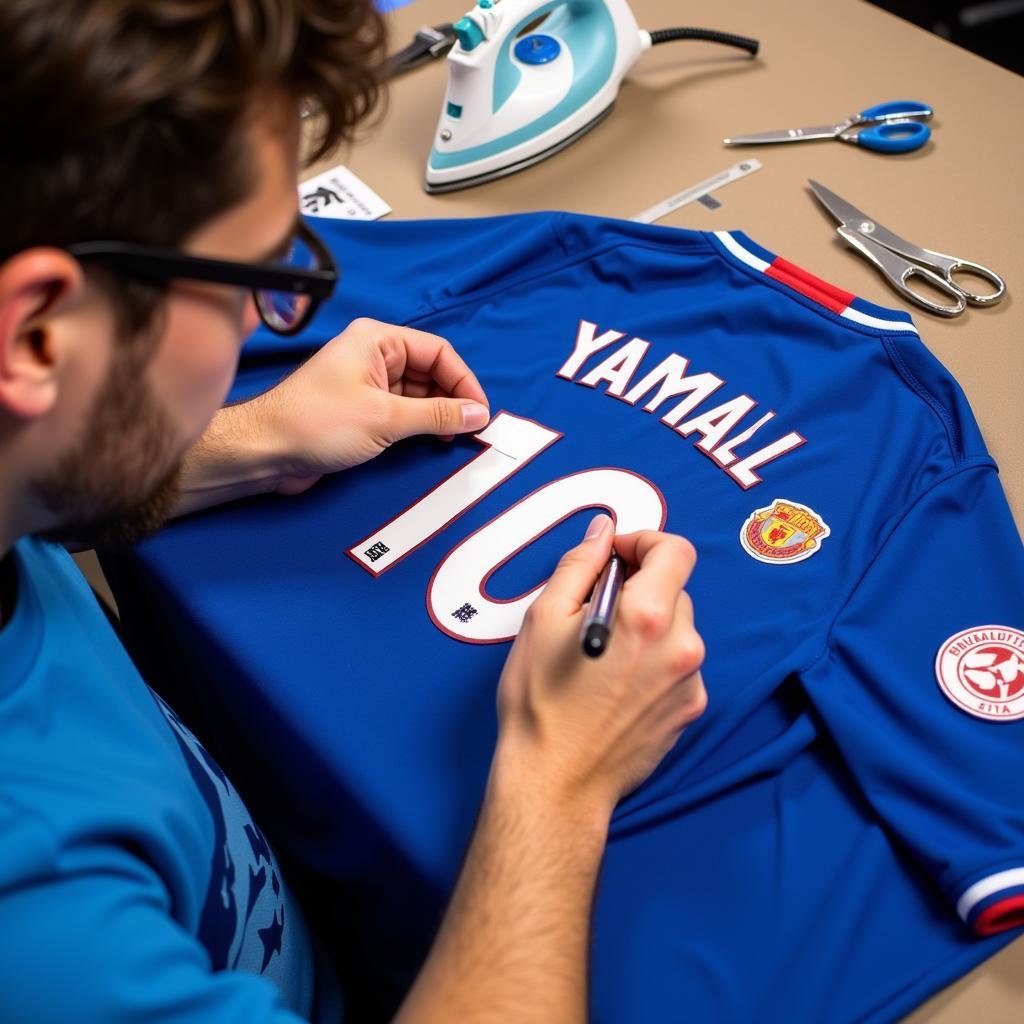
725, 100, 933, 155
808, 180, 1006, 317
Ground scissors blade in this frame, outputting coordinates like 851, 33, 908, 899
810, 180, 941, 263
807, 180, 875, 227
724, 124, 841, 145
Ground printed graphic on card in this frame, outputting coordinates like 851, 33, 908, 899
298, 165, 390, 221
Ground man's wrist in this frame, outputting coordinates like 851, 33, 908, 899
174, 396, 290, 517
487, 735, 614, 859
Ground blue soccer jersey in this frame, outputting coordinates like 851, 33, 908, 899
105, 212, 1024, 1022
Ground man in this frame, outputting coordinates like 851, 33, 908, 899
0, 2, 707, 1021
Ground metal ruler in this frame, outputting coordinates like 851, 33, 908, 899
630, 159, 762, 225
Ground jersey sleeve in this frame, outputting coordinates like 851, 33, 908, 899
0, 841, 311, 1024
800, 460, 1024, 936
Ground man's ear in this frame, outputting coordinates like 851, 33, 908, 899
0, 248, 84, 420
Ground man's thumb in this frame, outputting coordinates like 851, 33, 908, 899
389, 395, 490, 440
539, 513, 615, 612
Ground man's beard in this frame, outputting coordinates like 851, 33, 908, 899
32, 332, 186, 548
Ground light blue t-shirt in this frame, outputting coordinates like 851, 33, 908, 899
0, 538, 341, 1023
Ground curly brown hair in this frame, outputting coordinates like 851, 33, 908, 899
0, 0, 388, 331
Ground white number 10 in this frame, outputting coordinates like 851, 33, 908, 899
347, 411, 665, 643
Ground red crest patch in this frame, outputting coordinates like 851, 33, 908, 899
935, 626, 1024, 721
739, 498, 829, 564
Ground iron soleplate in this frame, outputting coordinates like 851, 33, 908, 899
424, 103, 616, 194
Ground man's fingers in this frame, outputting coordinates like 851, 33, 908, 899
614, 530, 697, 604
536, 513, 615, 615
388, 394, 490, 441
376, 323, 490, 407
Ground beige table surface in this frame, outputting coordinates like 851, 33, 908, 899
299, 0, 1024, 1019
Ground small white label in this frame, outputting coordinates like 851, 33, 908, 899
630, 160, 761, 225
298, 165, 391, 221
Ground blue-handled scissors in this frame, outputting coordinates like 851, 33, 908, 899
724, 100, 933, 155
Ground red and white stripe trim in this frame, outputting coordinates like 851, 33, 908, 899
956, 867, 1024, 935
713, 231, 918, 334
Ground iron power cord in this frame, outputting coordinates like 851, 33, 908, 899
647, 27, 759, 56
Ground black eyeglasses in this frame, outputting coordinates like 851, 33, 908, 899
66, 220, 337, 336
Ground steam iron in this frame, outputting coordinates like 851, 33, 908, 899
424, 0, 758, 193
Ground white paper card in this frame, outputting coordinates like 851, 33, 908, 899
299, 165, 391, 221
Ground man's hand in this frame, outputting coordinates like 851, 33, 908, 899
174, 318, 489, 516
494, 514, 707, 816
396, 516, 706, 1023
261, 317, 490, 495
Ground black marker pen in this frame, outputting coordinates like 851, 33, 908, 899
581, 553, 626, 658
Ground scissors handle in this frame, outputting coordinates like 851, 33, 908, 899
837, 225, 966, 316
846, 120, 931, 154
898, 264, 968, 317
919, 250, 1007, 306
855, 100, 934, 124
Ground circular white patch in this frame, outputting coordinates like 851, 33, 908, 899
935, 625, 1024, 722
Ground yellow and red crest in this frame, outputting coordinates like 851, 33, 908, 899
740, 498, 830, 564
